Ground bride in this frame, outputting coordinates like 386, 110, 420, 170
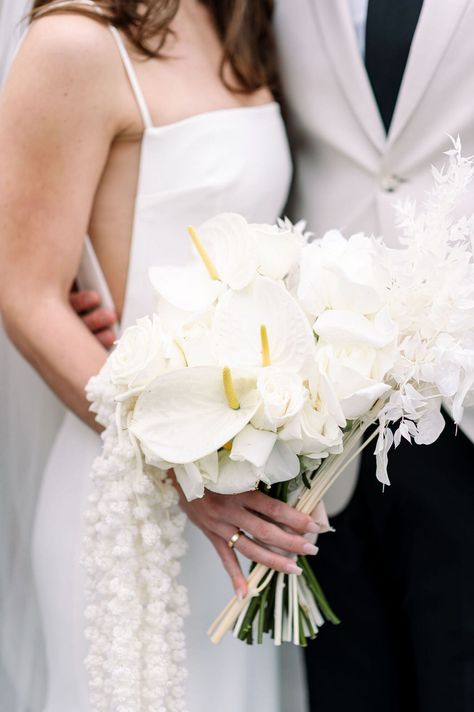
0, 1, 318, 710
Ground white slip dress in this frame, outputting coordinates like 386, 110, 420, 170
30, 24, 308, 712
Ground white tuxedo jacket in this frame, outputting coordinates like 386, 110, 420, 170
275, 0, 474, 512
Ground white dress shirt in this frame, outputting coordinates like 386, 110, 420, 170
348, 0, 369, 56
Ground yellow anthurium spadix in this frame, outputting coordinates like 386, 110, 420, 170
222, 367, 240, 410
213, 276, 315, 372
188, 225, 220, 281
260, 324, 271, 367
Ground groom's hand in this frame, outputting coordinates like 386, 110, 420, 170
176, 484, 324, 600
70, 289, 117, 350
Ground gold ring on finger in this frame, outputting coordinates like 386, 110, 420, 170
227, 530, 243, 549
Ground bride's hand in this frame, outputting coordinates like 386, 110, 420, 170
175, 485, 324, 600
69, 289, 117, 350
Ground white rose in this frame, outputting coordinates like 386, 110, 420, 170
251, 368, 308, 431
281, 403, 343, 459
315, 341, 392, 419
109, 315, 167, 390
314, 307, 398, 350
251, 223, 301, 281
298, 230, 388, 318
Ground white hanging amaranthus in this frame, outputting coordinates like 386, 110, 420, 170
83, 365, 189, 712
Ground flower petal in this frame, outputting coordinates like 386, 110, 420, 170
213, 276, 314, 372
198, 213, 258, 290
341, 383, 391, 419
207, 452, 260, 495
314, 307, 397, 348
149, 263, 224, 313
251, 223, 301, 281
174, 463, 205, 501
414, 407, 445, 445
198, 451, 219, 483
130, 366, 260, 463
263, 441, 300, 484
298, 232, 386, 317
230, 425, 277, 467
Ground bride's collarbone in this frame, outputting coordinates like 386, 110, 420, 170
116, 29, 273, 134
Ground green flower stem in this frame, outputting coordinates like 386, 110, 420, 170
298, 608, 308, 647
263, 574, 277, 635
257, 585, 270, 644
236, 595, 261, 642
297, 556, 341, 625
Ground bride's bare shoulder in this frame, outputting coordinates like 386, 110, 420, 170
3, 12, 123, 127
19, 13, 119, 83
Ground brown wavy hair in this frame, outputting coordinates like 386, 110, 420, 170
30, 0, 277, 94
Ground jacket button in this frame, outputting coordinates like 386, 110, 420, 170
380, 174, 401, 192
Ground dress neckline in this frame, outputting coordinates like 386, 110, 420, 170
145, 101, 280, 135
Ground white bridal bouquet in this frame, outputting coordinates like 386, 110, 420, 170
84, 140, 474, 710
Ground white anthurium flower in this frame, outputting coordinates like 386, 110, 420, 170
160, 332, 188, 371
109, 315, 167, 390
149, 214, 258, 319
298, 230, 387, 318
175, 321, 217, 367
315, 342, 392, 419
149, 263, 225, 322
129, 365, 260, 465
250, 222, 302, 281
313, 307, 398, 349
213, 275, 315, 373
197, 212, 258, 290
251, 368, 308, 431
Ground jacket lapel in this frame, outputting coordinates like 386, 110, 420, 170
308, 0, 386, 152
387, 0, 470, 146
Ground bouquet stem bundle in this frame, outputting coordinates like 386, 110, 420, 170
208, 404, 382, 646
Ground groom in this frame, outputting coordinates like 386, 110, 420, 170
78, 1, 474, 710
273, 1, 474, 711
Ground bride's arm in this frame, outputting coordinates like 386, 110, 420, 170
0, 16, 323, 595
0, 17, 123, 428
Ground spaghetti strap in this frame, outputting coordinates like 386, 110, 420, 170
33, 1, 154, 130
34, 0, 104, 18
108, 27, 154, 130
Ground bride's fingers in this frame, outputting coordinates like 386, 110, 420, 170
213, 523, 303, 575
240, 490, 320, 535
81, 307, 117, 334
233, 508, 319, 558
204, 528, 248, 600
235, 533, 303, 576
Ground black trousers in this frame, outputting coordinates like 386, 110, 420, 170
303, 417, 474, 712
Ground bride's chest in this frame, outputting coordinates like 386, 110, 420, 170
135, 106, 292, 213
